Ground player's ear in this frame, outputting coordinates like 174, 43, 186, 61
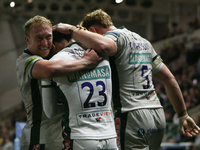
89, 27, 97, 33
25, 36, 30, 44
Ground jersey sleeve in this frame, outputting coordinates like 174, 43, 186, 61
24, 55, 43, 79
151, 42, 163, 74
152, 55, 164, 74
104, 30, 125, 53
147, 41, 164, 74
104, 30, 120, 42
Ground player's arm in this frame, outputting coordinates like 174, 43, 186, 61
32, 49, 101, 79
53, 23, 117, 56
153, 64, 186, 114
153, 64, 200, 137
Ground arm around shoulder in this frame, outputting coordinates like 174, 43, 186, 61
31, 49, 101, 79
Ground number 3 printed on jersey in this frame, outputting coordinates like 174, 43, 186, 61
78, 80, 108, 110
141, 65, 150, 89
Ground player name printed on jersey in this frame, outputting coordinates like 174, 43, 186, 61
129, 53, 152, 64
77, 111, 113, 125
130, 42, 149, 51
67, 66, 110, 82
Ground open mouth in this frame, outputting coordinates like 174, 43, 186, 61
39, 47, 49, 51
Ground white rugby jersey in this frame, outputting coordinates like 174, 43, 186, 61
105, 27, 164, 113
16, 49, 63, 148
42, 43, 116, 140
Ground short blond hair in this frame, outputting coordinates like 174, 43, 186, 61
24, 15, 52, 36
80, 9, 113, 29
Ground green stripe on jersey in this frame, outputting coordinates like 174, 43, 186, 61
25, 57, 38, 70
129, 53, 152, 64
68, 66, 110, 82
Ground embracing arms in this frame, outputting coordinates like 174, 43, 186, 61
32, 49, 101, 79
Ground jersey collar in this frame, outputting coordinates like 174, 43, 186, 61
24, 48, 34, 55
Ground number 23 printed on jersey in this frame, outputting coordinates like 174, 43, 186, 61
77, 79, 109, 110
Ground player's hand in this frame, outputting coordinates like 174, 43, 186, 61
83, 49, 102, 68
179, 115, 200, 137
53, 23, 74, 34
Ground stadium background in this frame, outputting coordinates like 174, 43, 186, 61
0, 0, 200, 149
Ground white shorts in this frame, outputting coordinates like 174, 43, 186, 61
116, 108, 166, 150
63, 138, 119, 150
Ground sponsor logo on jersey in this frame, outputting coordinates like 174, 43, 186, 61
68, 66, 110, 82
77, 111, 113, 125
129, 53, 152, 64
78, 111, 111, 118
96, 117, 102, 122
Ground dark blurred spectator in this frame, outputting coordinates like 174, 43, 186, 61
2, 134, 14, 150
188, 18, 200, 34
169, 22, 183, 37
